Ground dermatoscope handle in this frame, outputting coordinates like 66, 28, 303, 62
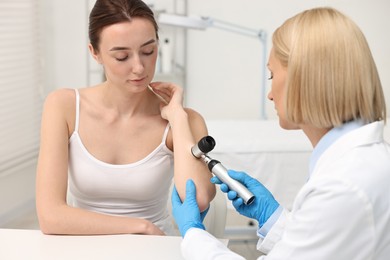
191, 135, 255, 205
208, 159, 255, 205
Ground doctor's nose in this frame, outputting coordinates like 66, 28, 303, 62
267, 91, 273, 101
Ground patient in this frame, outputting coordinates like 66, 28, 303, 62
35, 0, 215, 236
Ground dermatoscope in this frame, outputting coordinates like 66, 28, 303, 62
191, 136, 255, 205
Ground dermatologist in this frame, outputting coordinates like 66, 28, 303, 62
154, 7, 390, 260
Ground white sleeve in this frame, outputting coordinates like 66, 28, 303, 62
181, 228, 246, 260
257, 208, 289, 254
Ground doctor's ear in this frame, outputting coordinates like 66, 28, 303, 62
88, 43, 102, 64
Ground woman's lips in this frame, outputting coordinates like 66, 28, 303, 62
129, 77, 146, 85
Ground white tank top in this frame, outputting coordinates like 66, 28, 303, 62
68, 89, 175, 234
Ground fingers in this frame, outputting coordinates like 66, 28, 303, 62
232, 197, 244, 209
210, 176, 222, 184
228, 170, 251, 185
149, 82, 182, 97
171, 179, 199, 210
213, 177, 238, 201
217, 181, 237, 201
227, 190, 237, 200
171, 185, 182, 207
185, 179, 197, 204
200, 206, 210, 222
220, 183, 229, 192
150, 82, 184, 109
148, 85, 169, 105
148, 82, 172, 102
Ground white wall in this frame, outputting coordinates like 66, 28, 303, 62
41, 0, 390, 120
0, 163, 37, 225
41, 0, 89, 93
0, 0, 90, 226
185, 0, 390, 120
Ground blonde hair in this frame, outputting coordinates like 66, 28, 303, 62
272, 7, 386, 128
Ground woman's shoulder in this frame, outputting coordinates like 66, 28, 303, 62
42, 88, 81, 118
184, 107, 206, 124
40, 89, 80, 135
45, 88, 77, 104
184, 107, 208, 138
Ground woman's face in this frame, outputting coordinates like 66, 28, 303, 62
91, 18, 158, 92
267, 48, 298, 129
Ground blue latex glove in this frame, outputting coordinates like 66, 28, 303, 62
211, 170, 279, 227
171, 179, 207, 237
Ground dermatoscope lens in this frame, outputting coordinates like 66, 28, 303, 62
198, 136, 216, 153
191, 136, 216, 158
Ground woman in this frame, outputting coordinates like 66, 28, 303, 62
36, 0, 215, 236
168, 7, 390, 259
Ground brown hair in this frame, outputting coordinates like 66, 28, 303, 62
273, 7, 386, 127
89, 0, 159, 51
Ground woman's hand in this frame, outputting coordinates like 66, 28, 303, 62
141, 219, 166, 236
149, 82, 185, 123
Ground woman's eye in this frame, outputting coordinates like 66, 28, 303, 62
116, 56, 128, 62
143, 50, 154, 56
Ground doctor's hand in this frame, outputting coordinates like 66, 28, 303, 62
211, 170, 280, 227
171, 179, 207, 237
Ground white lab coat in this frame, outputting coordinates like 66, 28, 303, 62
181, 121, 390, 260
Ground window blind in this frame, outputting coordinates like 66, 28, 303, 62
0, 0, 43, 177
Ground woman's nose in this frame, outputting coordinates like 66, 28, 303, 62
131, 56, 144, 74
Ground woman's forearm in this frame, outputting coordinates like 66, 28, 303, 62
37, 203, 162, 235
148, 82, 216, 211
169, 109, 216, 212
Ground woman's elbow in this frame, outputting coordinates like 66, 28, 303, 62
37, 212, 58, 235
197, 188, 216, 212
36, 206, 64, 235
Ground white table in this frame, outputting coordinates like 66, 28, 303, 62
0, 228, 228, 260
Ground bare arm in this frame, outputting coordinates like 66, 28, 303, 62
149, 82, 216, 212
35, 89, 163, 235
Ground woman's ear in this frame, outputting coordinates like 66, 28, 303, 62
88, 43, 102, 64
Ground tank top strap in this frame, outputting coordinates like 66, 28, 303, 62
74, 89, 80, 133
161, 123, 171, 143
